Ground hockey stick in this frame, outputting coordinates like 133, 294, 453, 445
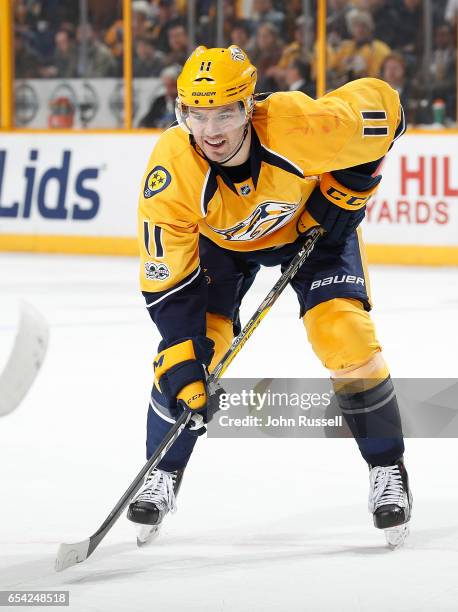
208, 227, 324, 392
0, 302, 49, 417
55, 227, 323, 572
55, 407, 192, 571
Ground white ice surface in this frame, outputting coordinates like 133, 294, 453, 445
0, 254, 457, 612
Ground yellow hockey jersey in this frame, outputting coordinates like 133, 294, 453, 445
138, 78, 404, 342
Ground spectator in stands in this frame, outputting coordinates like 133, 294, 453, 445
14, 30, 43, 78
251, 0, 286, 37
29, 0, 74, 29
138, 64, 180, 127
194, 0, 213, 22
333, 8, 391, 84
229, 20, 255, 55
429, 22, 457, 122
164, 21, 189, 66
445, 0, 458, 26
327, 0, 352, 48
390, 0, 423, 68
277, 17, 308, 69
380, 52, 411, 113
89, 0, 122, 30
133, 38, 166, 77
364, 0, 399, 49
251, 22, 285, 91
105, 2, 154, 75
15, 1, 59, 58
14, 1, 35, 32
132, 1, 155, 37
14, 3, 40, 59
76, 23, 117, 77
284, 58, 315, 97
281, 0, 304, 41
277, 16, 336, 86
262, 13, 331, 93
33, 19, 55, 62
42, 28, 78, 78
151, 1, 182, 53
104, 19, 124, 71
198, 0, 240, 47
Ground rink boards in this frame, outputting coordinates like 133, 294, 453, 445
0, 131, 457, 265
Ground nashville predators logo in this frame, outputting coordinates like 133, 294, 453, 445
208, 200, 300, 242
230, 46, 246, 62
144, 166, 171, 198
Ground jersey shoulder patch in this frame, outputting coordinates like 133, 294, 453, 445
144, 166, 172, 198
144, 260, 170, 281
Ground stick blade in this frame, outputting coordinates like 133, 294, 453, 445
55, 539, 90, 572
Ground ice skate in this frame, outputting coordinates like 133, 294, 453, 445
368, 458, 412, 549
127, 467, 184, 546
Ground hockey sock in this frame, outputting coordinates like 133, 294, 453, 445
146, 398, 198, 472
334, 375, 405, 466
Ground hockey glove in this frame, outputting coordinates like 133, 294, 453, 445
305, 171, 381, 243
153, 337, 214, 416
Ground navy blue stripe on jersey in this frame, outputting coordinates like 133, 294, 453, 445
393, 104, 406, 143
154, 225, 164, 258
143, 221, 150, 256
261, 144, 304, 178
387, 105, 406, 152
250, 126, 263, 188
143, 266, 207, 344
201, 168, 219, 216
361, 111, 387, 120
144, 266, 201, 308
363, 126, 389, 136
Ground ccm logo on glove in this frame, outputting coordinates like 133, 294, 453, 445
305, 171, 381, 243
320, 173, 374, 210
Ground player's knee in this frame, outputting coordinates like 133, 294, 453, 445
303, 298, 381, 371
334, 351, 389, 379
206, 312, 233, 372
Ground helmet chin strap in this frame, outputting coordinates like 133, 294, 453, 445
190, 121, 251, 166
218, 123, 250, 166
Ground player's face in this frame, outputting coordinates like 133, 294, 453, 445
187, 103, 247, 162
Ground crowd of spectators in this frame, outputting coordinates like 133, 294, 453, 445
13, 0, 458, 126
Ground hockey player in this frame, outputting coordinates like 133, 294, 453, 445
128, 45, 412, 547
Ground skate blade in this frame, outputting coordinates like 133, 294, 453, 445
384, 522, 410, 549
136, 524, 161, 547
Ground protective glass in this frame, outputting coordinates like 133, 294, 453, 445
175, 101, 248, 135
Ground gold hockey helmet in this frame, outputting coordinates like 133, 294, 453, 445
176, 45, 257, 132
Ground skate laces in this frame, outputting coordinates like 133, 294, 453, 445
368, 465, 406, 513
135, 469, 177, 513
